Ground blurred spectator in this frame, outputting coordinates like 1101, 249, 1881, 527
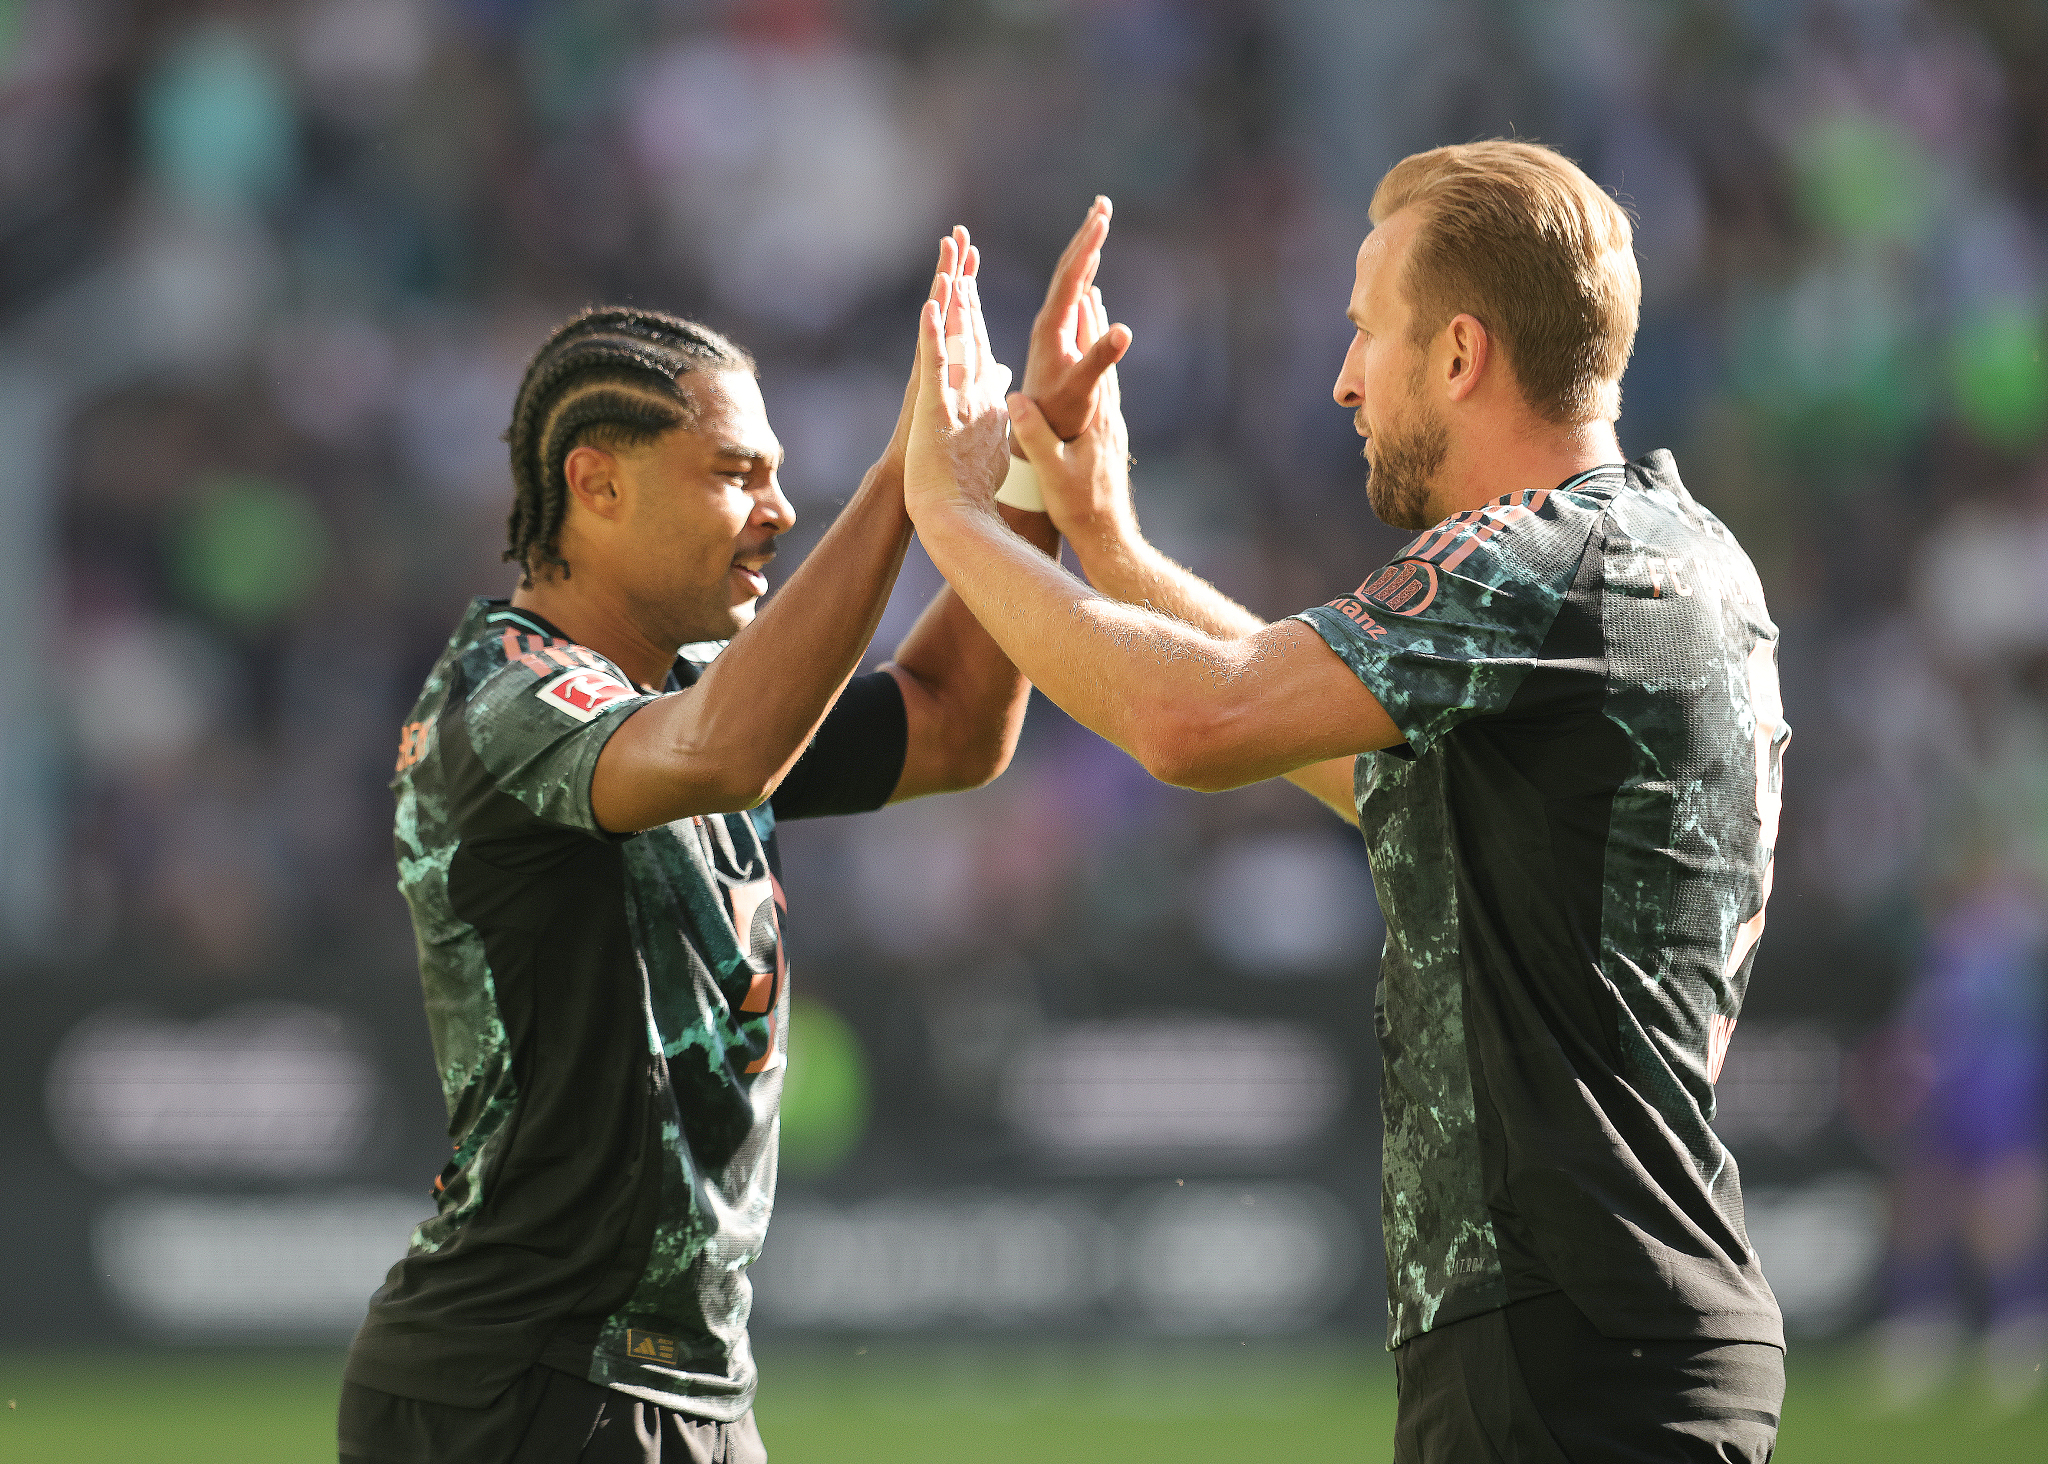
4, 0, 2048, 1370
1857, 860, 2048, 1410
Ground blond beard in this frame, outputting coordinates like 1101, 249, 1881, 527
1364, 401, 1449, 531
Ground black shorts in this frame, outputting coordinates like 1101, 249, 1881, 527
338, 1364, 767, 1464
1393, 1291, 1782, 1464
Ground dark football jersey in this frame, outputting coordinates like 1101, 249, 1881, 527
346, 599, 902, 1421
1294, 451, 1788, 1352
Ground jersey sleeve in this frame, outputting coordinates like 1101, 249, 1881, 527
460, 630, 658, 836
1291, 491, 1600, 755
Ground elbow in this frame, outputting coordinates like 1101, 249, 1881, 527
1128, 698, 1239, 792
705, 768, 779, 814
932, 723, 1016, 795
699, 745, 788, 814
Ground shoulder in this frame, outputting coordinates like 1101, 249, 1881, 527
1603, 463, 1773, 622
457, 605, 645, 727
1358, 475, 1617, 615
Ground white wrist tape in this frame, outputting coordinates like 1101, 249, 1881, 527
995, 454, 1044, 512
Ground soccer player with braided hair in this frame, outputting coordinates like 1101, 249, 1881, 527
339, 219, 1126, 1464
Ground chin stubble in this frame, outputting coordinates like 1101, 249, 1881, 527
1364, 406, 1449, 532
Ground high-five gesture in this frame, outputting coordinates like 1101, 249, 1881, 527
906, 229, 1014, 523
878, 226, 982, 477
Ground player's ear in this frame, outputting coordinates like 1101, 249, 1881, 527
563, 444, 626, 521
1442, 314, 1490, 403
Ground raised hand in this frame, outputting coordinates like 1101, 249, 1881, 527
1006, 304, 1135, 555
905, 228, 1015, 524
882, 226, 980, 474
1023, 198, 1132, 443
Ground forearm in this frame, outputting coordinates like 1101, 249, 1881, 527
913, 500, 1282, 788
599, 462, 912, 826
882, 504, 1059, 797
1069, 521, 1359, 823
1070, 528, 1265, 641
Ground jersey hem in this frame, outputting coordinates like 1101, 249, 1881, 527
1390, 1296, 1787, 1352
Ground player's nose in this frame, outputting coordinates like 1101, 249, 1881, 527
755, 475, 795, 534
1333, 340, 1365, 409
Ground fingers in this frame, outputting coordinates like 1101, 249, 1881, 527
1006, 391, 1065, 468
1058, 319, 1130, 428
965, 273, 995, 385
1080, 320, 1130, 375
918, 297, 945, 398
1075, 279, 1102, 352
1033, 197, 1112, 343
943, 266, 968, 392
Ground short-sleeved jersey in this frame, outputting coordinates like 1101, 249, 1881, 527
1293, 451, 1788, 1352
346, 598, 899, 1421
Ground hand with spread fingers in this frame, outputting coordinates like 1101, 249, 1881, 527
906, 227, 1015, 524
1020, 197, 1133, 444
1008, 282, 1136, 556
879, 224, 980, 478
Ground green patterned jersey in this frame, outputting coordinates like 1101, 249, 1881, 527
1295, 452, 1787, 1351
346, 599, 892, 1422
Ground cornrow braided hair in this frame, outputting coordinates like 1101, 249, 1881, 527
503, 306, 755, 585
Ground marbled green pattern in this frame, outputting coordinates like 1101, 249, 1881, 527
385, 601, 789, 1422
1295, 455, 1786, 1349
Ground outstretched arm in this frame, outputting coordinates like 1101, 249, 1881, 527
874, 497, 1055, 801
878, 205, 1133, 802
590, 235, 971, 832
901, 272, 1402, 795
1013, 280, 1364, 821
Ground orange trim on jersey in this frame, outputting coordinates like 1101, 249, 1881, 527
743, 1006, 779, 1074
1411, 512, 1477, 562
1706, 1013, 1738, 1086
1436, 519, 1497, 573
731, 877, 781, 1013
501, 628, 553, 677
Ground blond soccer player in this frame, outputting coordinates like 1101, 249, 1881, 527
907, 143, 1788, 1464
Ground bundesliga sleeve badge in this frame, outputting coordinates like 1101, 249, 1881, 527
534, 665, 638, 722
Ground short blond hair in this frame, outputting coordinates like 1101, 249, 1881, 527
1370, 140, 1639, 424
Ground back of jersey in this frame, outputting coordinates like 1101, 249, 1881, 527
1597, 452, 1788, 1229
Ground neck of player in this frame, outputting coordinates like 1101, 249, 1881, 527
1428, 414, 1623, 525
511, 573, 697, 692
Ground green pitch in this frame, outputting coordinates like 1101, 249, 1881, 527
1, 1342, 2041, 1462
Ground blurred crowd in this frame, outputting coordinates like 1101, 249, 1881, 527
1, 0, 2045, 1388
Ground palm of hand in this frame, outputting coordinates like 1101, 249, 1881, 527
906, 270, 1013, 520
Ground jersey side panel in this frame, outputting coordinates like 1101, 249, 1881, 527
349, 606, 667, 1405
1357, 750, 1507, 1341
1584, 476, 1784, 1342
1313, 482, 1617, 1347
587, 810, 788, 1422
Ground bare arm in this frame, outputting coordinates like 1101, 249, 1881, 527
1020, 287, 1363, 823
901, 282, 1402, 793
591, 236, 972, 832
877, 503, 1060, 801
876, 203, 1128, 803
